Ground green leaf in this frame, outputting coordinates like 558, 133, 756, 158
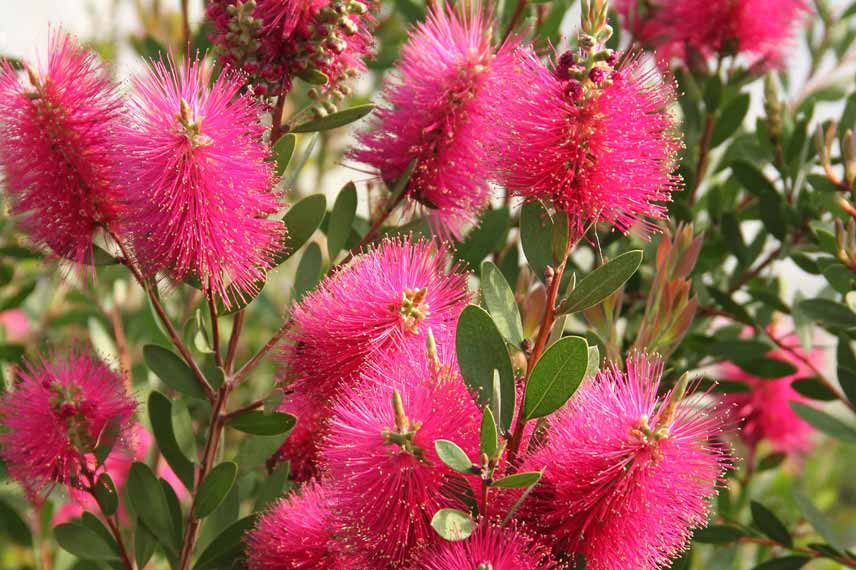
750, 501, 792, 546
492, 471, 542, 489
456, 305, 515, 432
706, 339, 771, 361
837, 335, 856, 405
434, 440, 474, 473
148, 391, 196, 491
791, 378, 837, 401
561, 251, 643, 314
126, 461, 177, 555
520, 201, 555, 280
194, 514, 259, 570
523, 336, 588, 420
789, 402, 856, 443
693, 524, 746, 544
93, 473, 118, 516
54, 522, 119, 561
274, 133, 296, 176
430, 508, 473, 541
732, 357, 798, 379
551, 211, 570, 264
455, 208, 510, 268
234, 433, 289, 470
290, 104, 374, 133
481, 261, 524, 346
144, 344, 206, 400
135, 519, 157, 569
275, 194, 327, 265
0, 499, 32, 546
795, 298, 856, 329
731, 161, 787, 240
227, 411, 296, 435
793, 490, 846, 552
193, 462, 239, 519
254, 462, 291, 511
296, 68, 328, 85
585, 345, 600, 379
711, 93, 751, 148
327, 182, 358, 259
479, 407, 499, 458
293, 242, 322, 301
750, 556, 811, 570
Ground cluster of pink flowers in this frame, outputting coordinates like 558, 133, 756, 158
207, 0, 377, 97
618, 0, 810, 66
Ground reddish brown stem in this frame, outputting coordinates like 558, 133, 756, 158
180, 0, 191, 55
502, 0, 528, 44
208, 296, 224, 368
688, 114, 715, 207
507, 255, 568, 464
336, 189, 406, 267
269, 93, 287, 146
225, 310, 245, 374
177, 385, 230, 570
231, 319, 293, 386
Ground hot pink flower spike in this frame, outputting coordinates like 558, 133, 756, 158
119, 58, 282, 307
497, 50, 682, 238
419, 524, 558, 570
0, 31, 122, 265
276, 237, 470, 481
321, 348, 481, 566
245, 480, 369, 570
349, 4, 519, 237
208, 0, 376, 97
0, 351, 136, 501
618, 0, 810, 66
518, 356, 729, 570
719, 331, 823, 456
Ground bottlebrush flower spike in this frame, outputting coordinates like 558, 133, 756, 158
245, 480, 364, 570
0, 31, 122, 265
119, 58, 282, 307
518, 355, 730, 570
497, 21, 681, 238
276, 237, 470, 481
617, 0, 810, 66
321, 346, 481, 566
349, 3, 519, 237
0, 350, 137, 501
419, 524, 558, 570
719, 328, 823, 456
207, 0, 376, 98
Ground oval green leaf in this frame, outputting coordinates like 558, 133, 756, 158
456, 305, 515, 431
434, 439, 474, 473
293, 242, 323, 301
789, 402, 856, 443
523, 336, 588, 421
276, 194, 327, 265
54, 522, 119, 561
479, 407, 499, 458
519, 201, 555, 280
750, 501, 792, 546
430, 508, 473, 541
127, 461, 177, 555
561, 250, 643, 314
144, 344, 207, 400
492, 470, 542, 489
227, 411, 297, 436
194, 514, 259, 570
148, 391, 196, 491
327, 182, 358, 259
274, 133, 296, 176
481, 261, 524, 346
193, 462, 239, 519
290, 104, 374, 133
93, 473, 118, 516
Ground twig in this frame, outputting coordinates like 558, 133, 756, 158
231, 319, 293, 386
177, 385, 230, 570
208, 296, 223, 368
688, 114, 715, 207
269, 92, 287, 146
335, 189, 406, 267
109, 230, 216, 401
223, 396, 267, 421
502, 0, 528, 44
180, 0, 190, 54
737, 536, 856, 568
225, 311, 244, 374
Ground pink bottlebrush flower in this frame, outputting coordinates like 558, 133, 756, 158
321, 347, 481, 566
518, 356, 729, 570
617, 0, 810, 66
276, 237, 470, 481
0, 309, 31, 343
349, 4, 518, 238
119, 58, 283, 307
207, 0, 376, 97
719, 331, 823, 456
497, 50, 682, 238
419, 524, 558, 570
245, 480, 367, 570
0, 351, 137, 501
0, 31, 122, 265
